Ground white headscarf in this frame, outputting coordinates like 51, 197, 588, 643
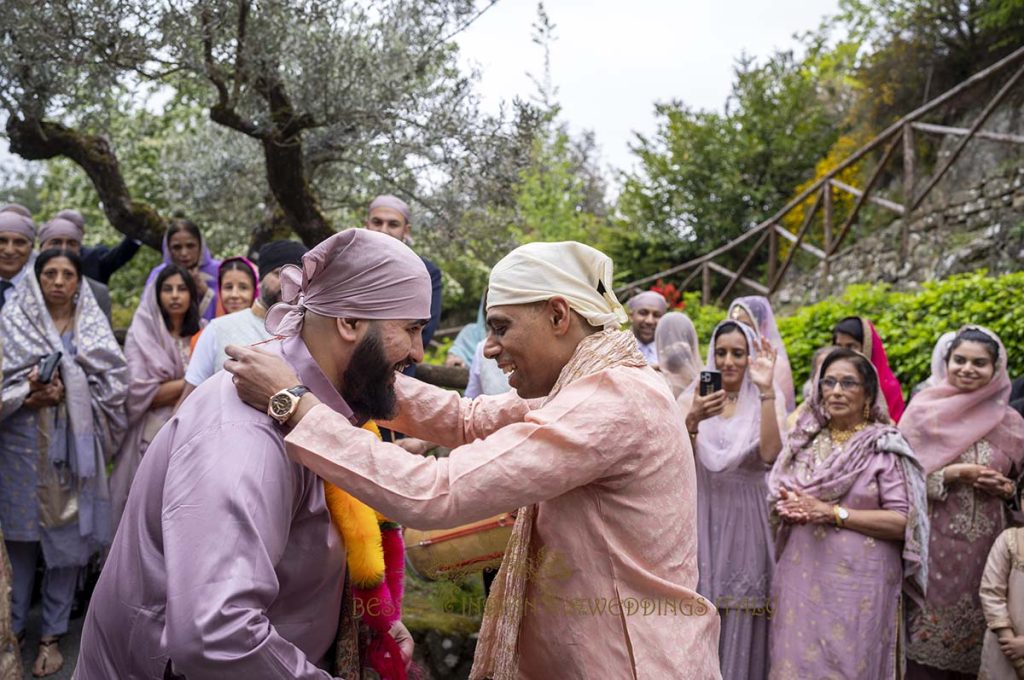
655, 312, 701, 398
487, 241, 627, 329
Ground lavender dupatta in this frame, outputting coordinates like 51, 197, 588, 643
729, 295, 796, 413
680, 321, 785, 473
145, 232, 221, 321
768, 351, 929, 605
110, 281, 189, 526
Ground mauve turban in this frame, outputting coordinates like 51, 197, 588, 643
39, 218, 84, 246
55, 209, 86, 230
626, 291, 668, 314
1, 203, 32, 218
487, 241, 628, 330
265, 228, 431, 336
0, 212, 37, 241
368, 195, 411, 224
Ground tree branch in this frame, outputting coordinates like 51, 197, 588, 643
6, 115, 164, 249
248, 70, 333, 245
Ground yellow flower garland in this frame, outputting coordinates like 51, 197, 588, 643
323, 420, 387, 589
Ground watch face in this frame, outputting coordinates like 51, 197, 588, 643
269, 393, 293, 418
839, 507, 850, 520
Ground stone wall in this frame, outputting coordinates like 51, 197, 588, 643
775, 99, 1024, 309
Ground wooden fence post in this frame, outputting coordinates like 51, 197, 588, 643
822, 183, 833, 279
902, 122, 915, 258
702, 264, 711, 305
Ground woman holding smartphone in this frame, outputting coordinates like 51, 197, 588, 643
0, 249, 127, 676
682, 320, 782, 680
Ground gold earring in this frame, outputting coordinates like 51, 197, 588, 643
863, 404, 870, 419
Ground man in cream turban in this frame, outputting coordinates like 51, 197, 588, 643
75, 229, 427, 679
626, 290, 668, 366
224, 241, 723, 680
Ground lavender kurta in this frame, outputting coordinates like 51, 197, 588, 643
286, 366, 722, 680
694, 447, 774, 680
769, 433, 911, 680
74, 336, 347, 679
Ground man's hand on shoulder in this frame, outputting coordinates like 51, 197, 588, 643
224, 344, 300, 413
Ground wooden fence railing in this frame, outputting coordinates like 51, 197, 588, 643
615, 43, 1024, 306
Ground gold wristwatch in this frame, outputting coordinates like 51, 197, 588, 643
833, 505, 849, 528
268, 385, 310, 425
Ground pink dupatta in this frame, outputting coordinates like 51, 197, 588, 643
899, 325, 1024, 474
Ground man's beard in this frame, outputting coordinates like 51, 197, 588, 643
260, 287, 281, 309
341, 327, 401, 421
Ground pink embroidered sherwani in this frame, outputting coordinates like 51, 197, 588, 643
286, 366, 722, 679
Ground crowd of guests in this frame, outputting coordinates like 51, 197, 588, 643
0, 197, 439, 677
3, 193, 1024, 678
562, 291, 1022, 679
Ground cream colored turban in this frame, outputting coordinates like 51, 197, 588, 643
487, 241, 628, 330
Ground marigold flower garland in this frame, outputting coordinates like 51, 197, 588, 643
323, 420, 407, 680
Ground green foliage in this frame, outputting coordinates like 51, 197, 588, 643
832, 0, 1024, 132
772, 270, 1024, 395
423, 335, 455, 366
618, 49, 844, 273
679, 292, 726, 359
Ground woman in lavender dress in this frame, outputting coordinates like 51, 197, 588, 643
768, 348, 929, 679
682, 320, 783, 680
900, 326, 1024, 679
109, 265, 200, 531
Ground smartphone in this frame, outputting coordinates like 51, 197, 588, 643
699, 370, 722, 396
37, 351, 63, 384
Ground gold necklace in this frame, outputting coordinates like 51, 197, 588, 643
828, 422, 866, 447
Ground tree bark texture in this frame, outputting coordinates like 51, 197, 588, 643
5, 115, 166, 249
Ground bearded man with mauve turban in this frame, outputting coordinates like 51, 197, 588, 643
225, 240, 723, 680
75, 229, 429, 679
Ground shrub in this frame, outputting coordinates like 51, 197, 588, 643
783, 270, 1024, 396
681, 270, 1024, 401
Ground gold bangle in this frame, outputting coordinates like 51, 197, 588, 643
832, 505, 843, 528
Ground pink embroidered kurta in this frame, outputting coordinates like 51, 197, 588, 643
74, 337, 348, 679
907, 439, 1016, 675
286, 367, 723, 680
769, 433, 911, 679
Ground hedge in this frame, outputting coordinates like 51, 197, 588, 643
680, 270, 1024, 401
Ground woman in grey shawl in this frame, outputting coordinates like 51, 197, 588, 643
0, 249, 127, 677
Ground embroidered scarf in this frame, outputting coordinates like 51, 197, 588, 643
469, 329, 647, 680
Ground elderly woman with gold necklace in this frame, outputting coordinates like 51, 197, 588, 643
768, 348, 929, 679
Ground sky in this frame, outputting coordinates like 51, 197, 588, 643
1, 0, 842, 192
455, 0, 841, 177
